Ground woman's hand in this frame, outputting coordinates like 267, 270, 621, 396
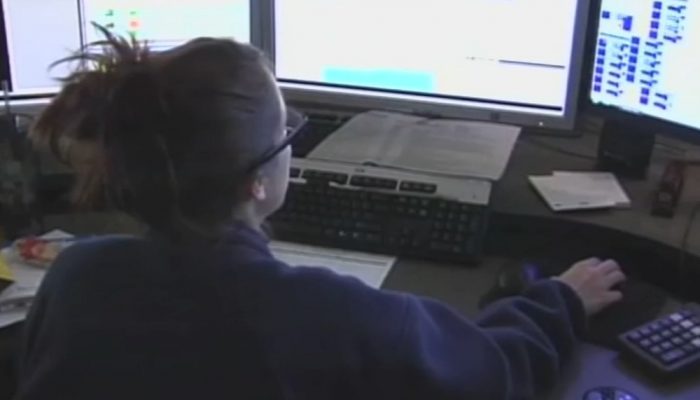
554, 258, 627, 316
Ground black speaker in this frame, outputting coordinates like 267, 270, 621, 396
597, 120, 655, 179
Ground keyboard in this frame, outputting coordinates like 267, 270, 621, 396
618, 303, 700, 376
269, 159, 491, 264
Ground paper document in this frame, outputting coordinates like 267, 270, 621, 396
0, 229, 72, 328
0, 248, 46, 328
270, 241, 395, 289
309, 111, 521, 180
529, 176, 618, 212
553, 171, 631, 208
0, 308, 29, 329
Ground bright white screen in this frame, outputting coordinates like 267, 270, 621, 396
2, 0, 250, 96
275, 0, 581, 115
590, 0, 700, 131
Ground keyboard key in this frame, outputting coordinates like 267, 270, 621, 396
649, 322, 662, 332
399, 181, 437, 194
649, 345, 663, 355
660, 319, 674, 327
366, 234, 381, 243
351, 175, 397, 190
585, 392, 604, 400
660, 341, 673, 350
627, 331, 642, 341
671, 325, 683, 334
683, 344, 698, 354
680, 309, 694, 318
639, 327, 652, 336
650, 334, 662, 343
681, 320, 694, 329
670, 313, 684, 322
683, 332, 694, 341
672, 337, 684, 346
661, 330, 673, 338
693, 339, 700, 348
661, 349, 685, 364
692, 327, 700, 336
639, 339, 652, 348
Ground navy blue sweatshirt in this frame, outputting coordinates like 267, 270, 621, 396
17, 223, 585, 399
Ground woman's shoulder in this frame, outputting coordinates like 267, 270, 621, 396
51, 235, 153, 269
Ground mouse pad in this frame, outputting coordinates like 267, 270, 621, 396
584, 279, 667, 350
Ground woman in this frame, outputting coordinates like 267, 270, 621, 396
16, 31, 626, 400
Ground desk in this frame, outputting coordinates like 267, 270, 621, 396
494, 133, 700, 257
489, 132, 700, 302
383, 257, 700, 400
3, 131, 700, 399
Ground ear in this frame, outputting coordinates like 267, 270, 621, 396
250, 175, 268, 202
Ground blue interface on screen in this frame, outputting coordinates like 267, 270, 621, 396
2, 0, 250, 95
590, 0, 700, 131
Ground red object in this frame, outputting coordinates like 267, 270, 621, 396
14, 237, 64, 267
652, 160, 685, 217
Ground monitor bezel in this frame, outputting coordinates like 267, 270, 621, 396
0, 1, 9, 88
268, 0, 592, 130
1, 0, 262, 102
582, 0, 700, 144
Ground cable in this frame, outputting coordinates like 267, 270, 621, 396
1, 81, 11, 121
678, 201, 700, 300
524, 137, 598, 161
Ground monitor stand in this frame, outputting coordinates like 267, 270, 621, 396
596, 119, 655, 180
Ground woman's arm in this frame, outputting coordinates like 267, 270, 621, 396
393, 279, 584, 400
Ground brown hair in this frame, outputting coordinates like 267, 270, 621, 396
31, 26, 283, 235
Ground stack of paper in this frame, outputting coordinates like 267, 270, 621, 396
0, 249, 46, 328
308, 111, 521, 181
529, 171, 631, 212
270, 241, 395, 289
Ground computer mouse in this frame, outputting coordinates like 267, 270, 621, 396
583, 386, 638, 400
496, 261, 543, 293
478, 261, 544, 309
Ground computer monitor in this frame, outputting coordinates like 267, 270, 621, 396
1, 0, 254, 99
589, 0, 700, 139
272, 0, 591, 129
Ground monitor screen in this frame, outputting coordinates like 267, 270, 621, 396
2, 0, 251, 97
274, 0, 589, 128
590, 0, 700, 132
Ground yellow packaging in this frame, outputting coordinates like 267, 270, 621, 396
0, 254, 15, 293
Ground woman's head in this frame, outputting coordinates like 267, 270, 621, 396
32, 28, 298, 236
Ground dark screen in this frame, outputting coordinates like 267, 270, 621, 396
0, 0, 11, 90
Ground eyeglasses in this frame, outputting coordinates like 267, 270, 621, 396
243, 107, 307, 174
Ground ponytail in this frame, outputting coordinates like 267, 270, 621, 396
32, 25, 180, 229
31, 25, 280, 237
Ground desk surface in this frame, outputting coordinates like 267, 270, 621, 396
6, 131, 700, 399
496, 132, 700, 258
383, 257, 700, 400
